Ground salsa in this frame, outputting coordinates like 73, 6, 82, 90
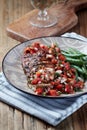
21, 42, 84, 96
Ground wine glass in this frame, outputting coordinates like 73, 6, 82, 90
30, 0, 68, 28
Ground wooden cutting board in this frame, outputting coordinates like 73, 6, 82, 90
7, 0, 87, 42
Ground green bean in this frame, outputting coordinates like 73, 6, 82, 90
75, 70, 79, 81
61, 50, 69, 53
71, 65, 84, 74
86, 64, 87, 69
71, 60, 87, 81
82, 56, 87, 65
62, 47, 86, 57
67, 48, 78, 54
82, 65, 87, 75
62, 51, 84, 58
66, 57, 83, 65
79, 74, 85, 81
72, 65, 85, 81
68, 48, 84, 55
61, 47, 87, 81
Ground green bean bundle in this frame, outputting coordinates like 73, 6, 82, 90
62, 48, 87, 81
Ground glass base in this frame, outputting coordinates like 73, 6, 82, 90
30, 14, 57, 28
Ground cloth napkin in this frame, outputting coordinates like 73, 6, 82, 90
0, 32, 87, 126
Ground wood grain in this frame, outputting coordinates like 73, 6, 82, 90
6, 0, 87, 42
0, 0, 87, 130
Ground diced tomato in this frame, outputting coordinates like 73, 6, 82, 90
64, 84, 73, 94
51, 80, 60, 86
71, 68, 76, 73
64, 62, 70, 70
40, 44, 49, 51
51, 58, 57, 64
31, 78, 41, 85
67, 78, 76, 85
53, 80, 60, 86
36, 71, 41, 77
51, 81, 55, 85
31, 79, 38, 84
30, 49, 36, 54
35, 87, 43, 94
58, 54, 66, 61
56, 84, 63, 91
49, 89, 57, 96
24, 47, 30, 54
74, 81, 84, 89
32, 42, 40, 48
56, 66, 63, 70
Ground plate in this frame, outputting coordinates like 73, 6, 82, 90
2, 36, 87, 98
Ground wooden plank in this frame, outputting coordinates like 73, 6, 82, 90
0, 102, 9, 130
8, 107, 14, 130
14, 110, 23, 130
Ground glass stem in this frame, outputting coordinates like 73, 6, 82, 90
37, 9, 49, 21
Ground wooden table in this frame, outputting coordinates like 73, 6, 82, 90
0, 0, 87, 130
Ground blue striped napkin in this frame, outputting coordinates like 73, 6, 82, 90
0, 33, 87, 126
